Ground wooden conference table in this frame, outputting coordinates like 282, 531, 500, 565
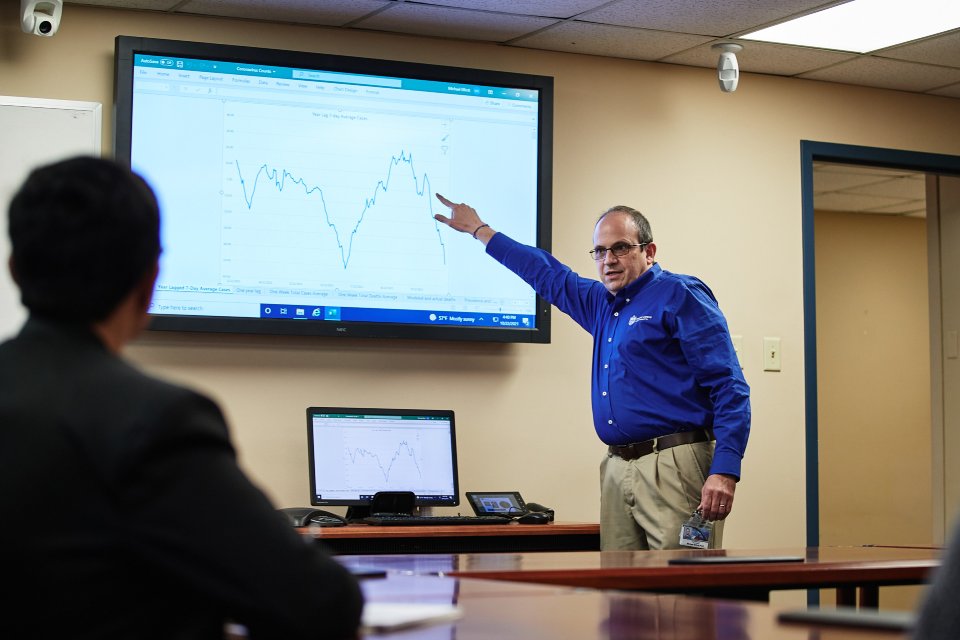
359, 572, 913, 640
338, 545, 941, 608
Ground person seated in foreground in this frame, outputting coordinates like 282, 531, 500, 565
912, 518, 960, 639
0, 156, 362, 639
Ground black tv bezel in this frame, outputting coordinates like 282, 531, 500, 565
305, 407, 460, 509
113, 35, 553, 344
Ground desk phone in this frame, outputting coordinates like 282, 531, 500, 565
466, 492, 554, 523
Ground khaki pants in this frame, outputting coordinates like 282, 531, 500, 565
599, 441, 724, 551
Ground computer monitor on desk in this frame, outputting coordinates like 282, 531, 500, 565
307, 407, 460, 520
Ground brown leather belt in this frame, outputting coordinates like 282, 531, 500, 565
608, 428, 715, 461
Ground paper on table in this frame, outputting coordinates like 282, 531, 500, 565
361, 603, 463, 634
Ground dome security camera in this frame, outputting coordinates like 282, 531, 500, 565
712, 43, 743, 93
21, 0, 62, 37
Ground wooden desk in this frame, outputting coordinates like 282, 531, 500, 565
307, 521, 600, 554
341, 546, 940, 607
361, 573, 911, 639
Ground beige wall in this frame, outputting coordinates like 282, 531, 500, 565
815, 210, 930, 610
816, 210, 931, 546
3, 5, 960, 551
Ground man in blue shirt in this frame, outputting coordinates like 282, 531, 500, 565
435, 194, 750, 550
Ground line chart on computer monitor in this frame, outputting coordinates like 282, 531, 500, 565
221, 101, 451, 293
340, 426, 454, 495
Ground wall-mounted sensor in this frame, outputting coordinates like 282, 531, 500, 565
711, 43, 743, 93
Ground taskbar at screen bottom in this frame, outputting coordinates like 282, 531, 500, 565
260, 304, 535, 328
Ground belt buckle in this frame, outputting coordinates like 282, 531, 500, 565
651, 436, 659, 454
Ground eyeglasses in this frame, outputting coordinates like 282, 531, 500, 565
589, 242, 649, 261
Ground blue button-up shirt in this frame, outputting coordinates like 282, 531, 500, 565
486, 233, 750, 478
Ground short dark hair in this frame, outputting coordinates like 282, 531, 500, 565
597, 205, 653, 245
8, 156, 161, 322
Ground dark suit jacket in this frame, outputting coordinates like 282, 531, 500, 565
913, 519, 960, 640
0, 318, 362, 639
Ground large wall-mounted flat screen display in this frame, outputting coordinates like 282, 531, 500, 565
114, 36, 552, 342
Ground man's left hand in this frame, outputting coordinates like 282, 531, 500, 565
698, 473, 737, 521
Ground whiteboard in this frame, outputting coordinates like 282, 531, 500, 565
0, 96, 101, 339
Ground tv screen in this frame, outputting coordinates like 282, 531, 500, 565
306, 407, 459, 511
113, 36, 552, 342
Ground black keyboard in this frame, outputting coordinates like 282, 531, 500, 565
362, 515, 511, 526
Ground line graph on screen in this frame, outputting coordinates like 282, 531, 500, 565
341, 430, 453, 492
233, 150, 445, 269
219, 102, 451, 291
347, 439, 423, 483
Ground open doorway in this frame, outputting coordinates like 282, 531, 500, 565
801, 141, 960, 609
813, 162, 930, 610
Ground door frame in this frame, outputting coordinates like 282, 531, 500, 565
801, 141, 960, 550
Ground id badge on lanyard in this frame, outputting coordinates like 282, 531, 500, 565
679, 509, 712, 549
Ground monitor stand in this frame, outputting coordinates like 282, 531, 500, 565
345, 505, 371, 522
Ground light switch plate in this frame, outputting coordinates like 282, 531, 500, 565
763, 337, 781, 372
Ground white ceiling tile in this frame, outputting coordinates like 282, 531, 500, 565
814, 164, 928, 216
845, 176, 926, 200
59, 0, 960, 104
815, 192, 908, 212
816, 163, 915, 178
178, 0, 390, 26
578, 0, 832, 37
866, 200, 927, 216
513, 21, 712, 60
353, 3, 556, 41
664, 40, 855, 76
813, 171, 888, 194
928, 83, 960, 98
408, 0, 612, 19
881, 31, 960, 68
800, 56, 960, 92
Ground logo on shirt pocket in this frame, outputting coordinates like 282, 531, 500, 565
628, 315, 652, 326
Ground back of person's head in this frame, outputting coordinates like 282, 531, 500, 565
8, 156, 161, 323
